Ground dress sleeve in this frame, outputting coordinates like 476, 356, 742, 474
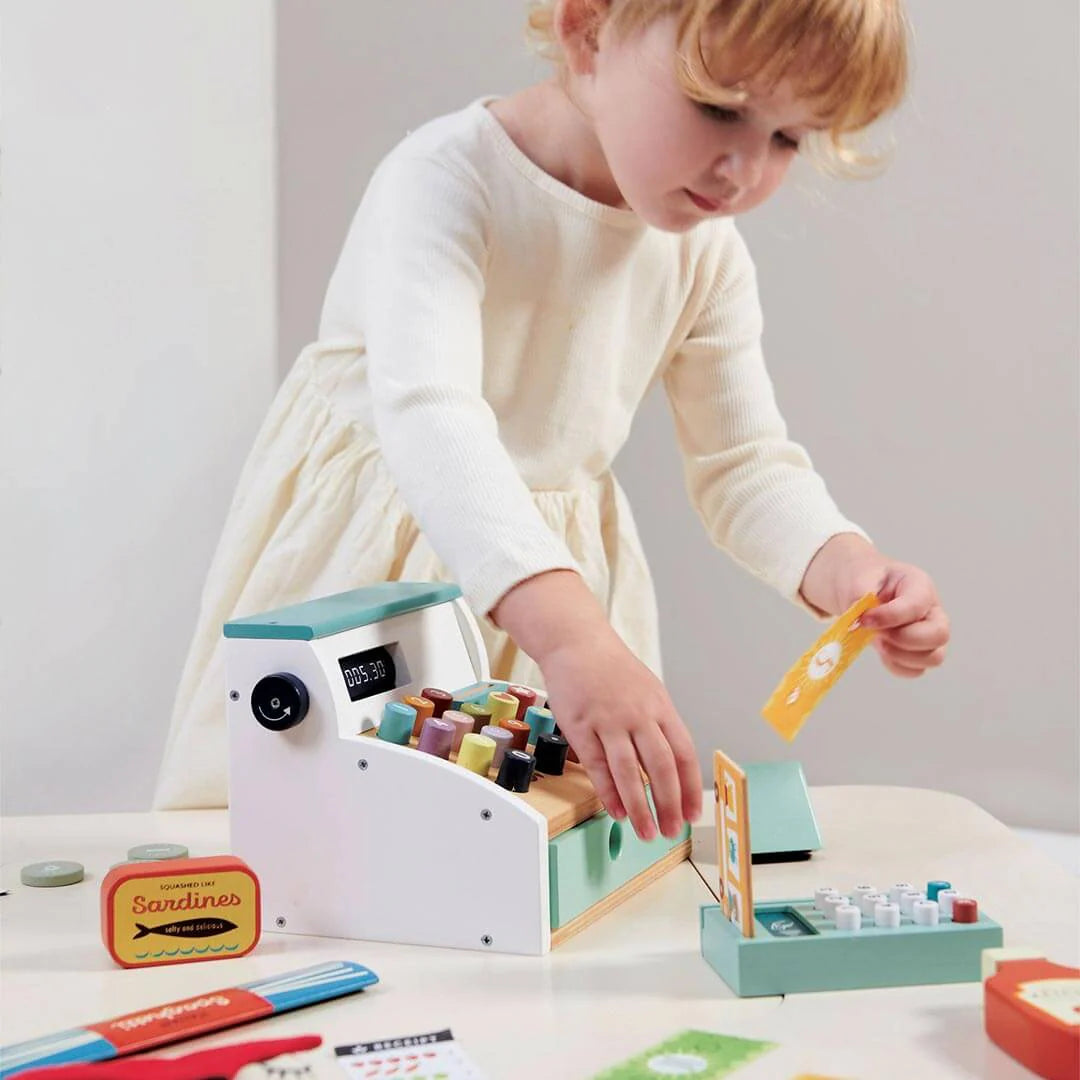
335, 152, 581, 615
661, 225, 868, 610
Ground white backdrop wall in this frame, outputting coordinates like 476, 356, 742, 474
3, 1, 1076, 830
275, 0, 1079, 831
0, 2, 276, 813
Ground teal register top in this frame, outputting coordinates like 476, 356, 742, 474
223, 582, 462, 641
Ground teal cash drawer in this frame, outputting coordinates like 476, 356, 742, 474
548, 805, 691, 929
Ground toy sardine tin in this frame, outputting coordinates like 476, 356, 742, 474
101, 855, 260, 968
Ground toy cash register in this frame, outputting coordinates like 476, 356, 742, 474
225, 582, 689, 955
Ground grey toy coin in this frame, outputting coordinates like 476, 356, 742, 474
20, 860, 85, 887
126, 843, 189, 861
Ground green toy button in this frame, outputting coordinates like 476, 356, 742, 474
126, 843, 189, 862
20, 860, 85, 887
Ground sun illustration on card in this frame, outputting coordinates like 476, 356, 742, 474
762, 593, 880, 742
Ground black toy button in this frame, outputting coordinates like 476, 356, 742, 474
496, 749, 535, 793
534, 732, 569, 775
251, 673, 309, 731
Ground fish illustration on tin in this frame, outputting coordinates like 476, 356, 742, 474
133, 917, 237, 940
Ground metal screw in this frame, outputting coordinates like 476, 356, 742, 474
275, 916, 287, 928
480, 809, 492, 821
358, 759, 368, 771
481, 934, 493, 946
229, 691, 239, 701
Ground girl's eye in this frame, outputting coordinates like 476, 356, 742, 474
698, 101, 801, 152
697, 102, 741, 123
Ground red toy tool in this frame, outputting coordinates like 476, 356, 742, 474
11, 1035, 321, 1080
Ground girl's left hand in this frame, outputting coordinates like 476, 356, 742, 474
800, 533, 950, 678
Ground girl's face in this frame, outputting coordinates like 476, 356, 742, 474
580, 16, 824, 231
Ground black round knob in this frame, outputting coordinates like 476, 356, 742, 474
251, 673, 309, 731
496, 749, 535, 793
534, 732, 569, 775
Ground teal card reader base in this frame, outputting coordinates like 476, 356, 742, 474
701, 898, 1002, 996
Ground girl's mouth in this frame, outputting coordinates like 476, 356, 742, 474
686, 189, 726, 213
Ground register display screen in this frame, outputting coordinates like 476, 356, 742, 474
338, 644, 399, 702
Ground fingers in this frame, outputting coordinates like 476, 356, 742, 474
861, 571, 936, 631
869, 596, 949, 678
659, 715, 703, 824
573, 731, 626, 821
879, 604, 950, 651
631, 725, 684, 838
604, 735, 657, 840
546, 646, 699, 840
874, 641, 928, 677
573, 720, 695, 840
873, 635, 947, 675
868, 592, 934, 631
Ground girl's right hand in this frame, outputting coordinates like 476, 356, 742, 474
490, 570, 703, 841
539, 625, 703, 840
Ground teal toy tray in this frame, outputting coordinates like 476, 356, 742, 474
701, 896, 1002, 996
451, 679, 512, 707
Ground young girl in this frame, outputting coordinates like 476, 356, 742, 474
154, 0, 950, 841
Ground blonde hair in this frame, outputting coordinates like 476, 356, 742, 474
527, 0, 910, 176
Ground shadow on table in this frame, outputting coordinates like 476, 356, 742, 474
4, 932, 296, 973
513, 949, 740, 1002
918, 1002, 1032, 1079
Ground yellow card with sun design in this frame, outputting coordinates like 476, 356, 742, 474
762, 593, 880, 741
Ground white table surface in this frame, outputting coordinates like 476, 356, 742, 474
2, 786, 1077, 1079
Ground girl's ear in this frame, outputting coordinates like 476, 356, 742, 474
554, 0, 610, 75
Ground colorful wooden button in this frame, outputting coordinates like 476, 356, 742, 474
505, 684, 537, 721
420, 687, 453, 718
523, 705, 556, 744
496, 749, 535, 793
442, 710, 474, 753
952, 898, 979, 923
402, 695, 434, 738
480, 724, 513, 769
379, 701, 415, 745
457, 733, 496, 775
499, 717, 530, 752
417, 715, 454, 759
534, 732, 569, 775
486, 691, 519, 725
461, 702, 492, 734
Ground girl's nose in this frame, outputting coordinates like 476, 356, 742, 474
713, 135, 768, 193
